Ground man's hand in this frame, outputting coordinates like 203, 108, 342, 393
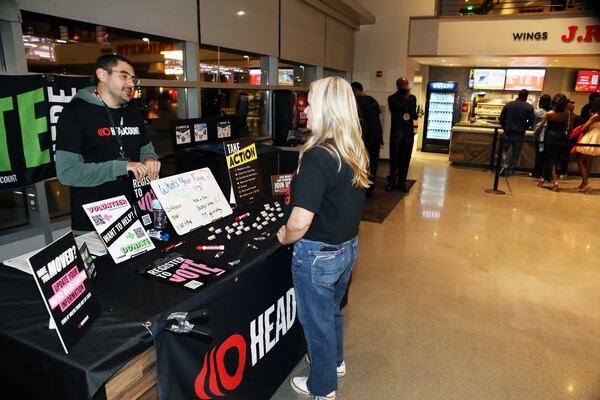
143, 157, 161, 180
127, 162, 148, 181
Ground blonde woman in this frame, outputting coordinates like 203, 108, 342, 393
277, 76, 371, 400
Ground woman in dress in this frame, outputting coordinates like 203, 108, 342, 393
574, 98, 600, 193
277, 76, 370, 400
534, 94, 573, 192
531, 94, 552, 179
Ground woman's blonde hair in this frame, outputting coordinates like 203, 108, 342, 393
301, 76, 371, 189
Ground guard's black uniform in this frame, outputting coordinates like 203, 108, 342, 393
387, 90, 417, 191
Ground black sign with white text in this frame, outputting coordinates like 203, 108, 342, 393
28, 232, 99, 354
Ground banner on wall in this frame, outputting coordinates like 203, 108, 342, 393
0, 74, 90, 190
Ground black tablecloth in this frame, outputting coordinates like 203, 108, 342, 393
0, 199, 295, 399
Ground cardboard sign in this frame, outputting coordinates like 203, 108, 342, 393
142, 252, 226, 291
271, 174, 293, 197
224, 138, 264, 207
83, 195, 155, 264
131, 175, 157, 227
150, 168, 233, 235
28, 232, 100, 354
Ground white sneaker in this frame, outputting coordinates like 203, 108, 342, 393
305, 354, 346, 377
290, 376, 335, 399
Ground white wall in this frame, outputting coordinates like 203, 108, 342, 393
353, 0, 436, 158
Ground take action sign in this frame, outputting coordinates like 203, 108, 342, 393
224, 138, 264, 207
28, 232, 99, 354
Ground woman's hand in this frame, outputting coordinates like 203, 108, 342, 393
277, 225, 287, 245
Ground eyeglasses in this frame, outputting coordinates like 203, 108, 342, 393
106, 68, 140, 86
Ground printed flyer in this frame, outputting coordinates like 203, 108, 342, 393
28, 232, 100, 354
142, 252, 226, 291
83, 195, 155, 264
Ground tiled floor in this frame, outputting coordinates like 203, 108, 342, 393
272, 152, 600, 400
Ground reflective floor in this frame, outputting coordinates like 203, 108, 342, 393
273, 152, 600, 400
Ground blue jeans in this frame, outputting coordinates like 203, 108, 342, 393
292, 237, 358, 397
501, 132, 525, 173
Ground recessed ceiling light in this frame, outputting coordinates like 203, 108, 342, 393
441, 59, 446, 62
553, 59, 559, 62
142, 37, 149, 42
237, 10, 245, 16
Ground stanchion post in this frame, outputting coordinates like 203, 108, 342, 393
485, 134, 506, 195
489, 127, 499, 171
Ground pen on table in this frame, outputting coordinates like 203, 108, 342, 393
162, 241, 185, 252
234, 212, 250, 221
196, 245, 225, 251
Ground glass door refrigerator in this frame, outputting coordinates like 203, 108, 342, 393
422, 81, 458, 153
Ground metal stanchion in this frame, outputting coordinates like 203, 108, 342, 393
485, 134, 506, 195
489, 127, 499, 171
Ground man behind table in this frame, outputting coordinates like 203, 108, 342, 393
56, 54, 161, 234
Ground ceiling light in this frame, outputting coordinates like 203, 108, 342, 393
553, 59, 559, 62
441, 59, 446, 62
142, 37, 149, 42
237, 10, 245, 16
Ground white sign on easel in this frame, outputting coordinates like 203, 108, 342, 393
150, 168, 233, 235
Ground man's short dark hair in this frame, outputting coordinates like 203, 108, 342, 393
351, 82, 363, 92
95, 54, 134, 82
517, 89, 529, 100
589, 92, 600, 103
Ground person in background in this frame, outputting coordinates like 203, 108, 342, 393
499, 89, 535, 176
56, 54, 161, 234
387, 77, 418, 192
580, 93, 600, 122
573, 98, 600, 193
351, 81, 383, 198
277, 76, 370, 400
534, 93, 573, 192
531, 94, 552, 179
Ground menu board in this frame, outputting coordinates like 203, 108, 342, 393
575, 70, 600, 92
150, 168, 233, 235
472, 69, 506, 90
504, 69, 545, 91
83, 195, 155, 264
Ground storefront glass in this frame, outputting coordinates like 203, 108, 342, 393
278, 61, 315, 87
21, 11, 185, 81
201, 88, 269, 137
199, 46, 265, 84
0, 189, 28, 231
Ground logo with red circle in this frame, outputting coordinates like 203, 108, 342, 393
194, 334, 247, 399
97, 127, 112, 137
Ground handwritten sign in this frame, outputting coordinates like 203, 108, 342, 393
150, 168, 233, 235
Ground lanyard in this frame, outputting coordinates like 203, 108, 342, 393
95, 90, 128, 160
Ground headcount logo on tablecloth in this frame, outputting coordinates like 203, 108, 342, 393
194, 288, 296, 399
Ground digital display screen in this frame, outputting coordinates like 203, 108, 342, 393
575, 70, 600, 92
278, 69, 294, 86
472, 69, 506, 90
504, 69, 545, 91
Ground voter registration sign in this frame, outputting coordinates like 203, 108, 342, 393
27, 232, 100, 354
223, 138, 264, 207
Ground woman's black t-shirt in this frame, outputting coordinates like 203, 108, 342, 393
290, 145, 366, 244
